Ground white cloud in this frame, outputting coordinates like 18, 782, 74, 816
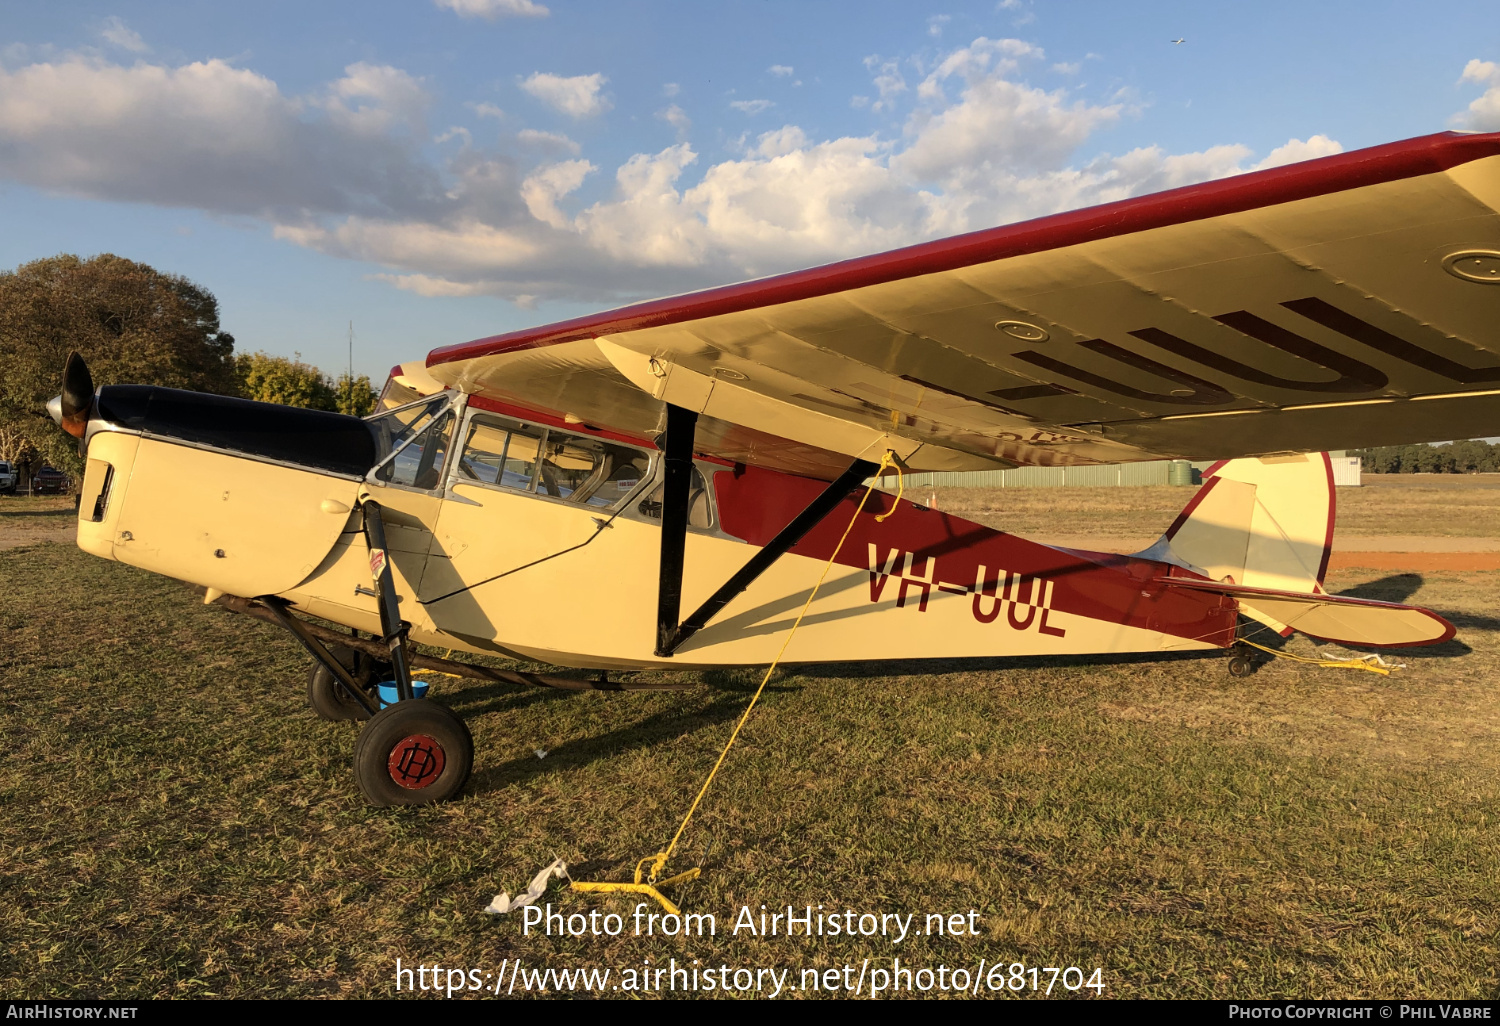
0, 57, 442, 218
435, 0, 548, 19
371, 272, 497, 296
768, 65, 794, 77
0, 45, 1351, 306
1052, 62, 1079, 75
326, 62, 430, 136
468, 101, 506, 120
276, 218, 539, 274
1252, 134, 1343, 170
862, 55, 907, 112
98, 16, 148, 53
1455, 58, 1500, 131
520, 158, 594, 228
520, 71, 611, 118
663, 82, 680, 98
927, 15, 951, 38
900, 39, 1115, 187
516, 128, 580, 154
657, 103, 691, 139
730, 99, 773, 115
917, 37, 1041, 101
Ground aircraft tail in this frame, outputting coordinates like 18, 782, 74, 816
1138, 453, 1336, 635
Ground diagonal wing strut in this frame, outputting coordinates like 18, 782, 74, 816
654, 402, 877, 657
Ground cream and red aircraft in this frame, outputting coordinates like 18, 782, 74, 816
51, 130, 1500, 806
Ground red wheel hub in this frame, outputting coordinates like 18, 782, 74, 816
388, 734, 446, 789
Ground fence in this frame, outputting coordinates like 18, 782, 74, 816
886, 455, 1362, 489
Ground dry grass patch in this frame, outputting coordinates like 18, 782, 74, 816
2, 544, 1498, 999
3, 485, 1499, 999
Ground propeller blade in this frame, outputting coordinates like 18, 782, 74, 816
59, 351, 94, 438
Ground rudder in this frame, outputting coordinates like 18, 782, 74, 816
1138, 454, 1336, 630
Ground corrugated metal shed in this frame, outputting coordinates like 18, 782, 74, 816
1331, 456, 1362, 487
891, 461, 1171, 489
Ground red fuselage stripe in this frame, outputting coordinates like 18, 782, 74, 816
713, 464, 1236, 646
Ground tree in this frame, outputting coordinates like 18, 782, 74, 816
0, 254, 237, 479
236, 352, 337, 409
1354, 441, 1500, 473
334, 372, 378, 418
237, 353, 377, 416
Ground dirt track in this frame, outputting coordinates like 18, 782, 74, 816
1024, 534, 1500, 571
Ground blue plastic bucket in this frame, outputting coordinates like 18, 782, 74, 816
377, 680, 430, 708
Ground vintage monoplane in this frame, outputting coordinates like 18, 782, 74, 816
50, 130, 1500, 806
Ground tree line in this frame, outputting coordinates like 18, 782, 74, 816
0, 254, 377, 484
1351, 441, 1500, 474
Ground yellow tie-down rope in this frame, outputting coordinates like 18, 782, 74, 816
1239, 638, 1404, 676
571, 451, 905, 915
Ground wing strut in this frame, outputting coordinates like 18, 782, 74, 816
655, 403, 700, 655
653, 402, 877, 657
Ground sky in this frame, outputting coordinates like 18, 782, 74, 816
1, 1, 1498, 383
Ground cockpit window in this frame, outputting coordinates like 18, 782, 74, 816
455, 414, 650, 509
367, 394, 449, 462
636, 468, 713, 529
375, 411, 454, 490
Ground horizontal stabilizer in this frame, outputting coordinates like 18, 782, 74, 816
1164, 577, 1454, 648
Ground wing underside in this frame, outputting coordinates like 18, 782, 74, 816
428, 132, 1500, 476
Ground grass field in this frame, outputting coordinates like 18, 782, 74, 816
2, 487, 1498, 1000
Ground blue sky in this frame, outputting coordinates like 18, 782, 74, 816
2, 1, 1498, 382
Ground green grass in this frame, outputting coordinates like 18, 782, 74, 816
2, 543, 1498, 999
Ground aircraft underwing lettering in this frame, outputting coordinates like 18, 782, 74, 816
998, 298, 1500, 410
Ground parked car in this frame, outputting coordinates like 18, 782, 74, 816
31, 466, 67, 495
0, 461, 15, 494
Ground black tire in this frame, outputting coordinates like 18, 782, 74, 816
353, 700, 473, 807
306, 646, 376, 721
1227, 654, 1255, 678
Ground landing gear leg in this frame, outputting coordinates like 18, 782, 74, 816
1227, 645, 1256, 678
353, 500, 473, 806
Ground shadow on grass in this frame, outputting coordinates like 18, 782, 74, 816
789, 647, 1227, 682
1437, 612, 1500, 634
1334, 573, 1425, 604
467, 693, 748, 794
438, 679, 576, 718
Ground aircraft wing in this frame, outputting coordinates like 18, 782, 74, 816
427, 131, 1500, 478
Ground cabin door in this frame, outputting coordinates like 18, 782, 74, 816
420, 410, 652, 643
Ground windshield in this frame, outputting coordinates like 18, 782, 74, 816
366, 394, 450, 463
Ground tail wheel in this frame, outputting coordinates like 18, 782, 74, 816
306, 646, 376, 722
1227, 653, 1255, 677
353, 700, 473, 807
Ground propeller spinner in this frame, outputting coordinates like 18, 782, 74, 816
51, 351, 95, 438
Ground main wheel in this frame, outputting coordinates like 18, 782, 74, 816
353, 700, 473, 807
306, 646, 377, 721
